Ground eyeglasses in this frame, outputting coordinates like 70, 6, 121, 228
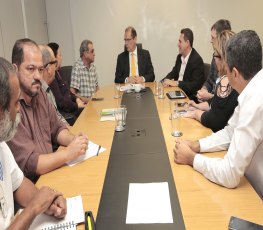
44, 60, 58, 68
25, 65, 45, 75
213, 53, 221, 59
124, 38, 133, 42
85, 49, 95, 54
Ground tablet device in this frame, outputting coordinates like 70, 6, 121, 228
166, 90, 186, 99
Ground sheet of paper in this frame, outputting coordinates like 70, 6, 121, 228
100, 114, 115, 121
126, 182, 173, 224
67, 141, 106, 166
29, 195, 84, 230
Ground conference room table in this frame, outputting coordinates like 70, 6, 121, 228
36, 83, 263, 229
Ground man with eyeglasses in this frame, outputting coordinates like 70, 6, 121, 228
114, 26, 155, 83
70, 39, 99, 104
0, 57, 67, 229
39, 45, 68, 125
7, 38, 89, 183
196, 19, 231, 102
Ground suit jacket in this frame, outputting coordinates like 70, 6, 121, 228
163, 48, 205, 100
115, 48, 155, 83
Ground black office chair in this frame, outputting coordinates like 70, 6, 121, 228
59, 65, 73, 88
204, 63, 211, 80
245, 149, 263, 199
124, 43, 142, 52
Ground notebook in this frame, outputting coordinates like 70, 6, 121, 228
28, 195, 84, 230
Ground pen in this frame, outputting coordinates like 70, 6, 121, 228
96, 145, 101, 156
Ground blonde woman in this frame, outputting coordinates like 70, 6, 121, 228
183, 30, 238, 132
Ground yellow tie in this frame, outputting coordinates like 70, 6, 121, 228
131, 53, 136, 76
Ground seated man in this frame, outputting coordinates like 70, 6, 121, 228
197, 19, 232, 102
7, 38, 89, 183
114, 26, 155, 83
174, 30, 263, 188
0, 57, 66, 229
39, 44, 69, 125
70, 39, 99, 104
162, 28, 205, 101
48, 42, 85, 125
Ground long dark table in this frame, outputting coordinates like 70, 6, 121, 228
96, 87, 185, 230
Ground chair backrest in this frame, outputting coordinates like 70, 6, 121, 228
124, 43, 142, 52
204, 63, 211, 80
245, 149, 263, 200
59, 65, 73, 88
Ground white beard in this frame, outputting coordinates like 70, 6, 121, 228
0, 110, 21, 142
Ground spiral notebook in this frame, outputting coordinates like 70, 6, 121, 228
28, 195, 84, 230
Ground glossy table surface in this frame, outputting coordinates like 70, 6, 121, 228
36, 83, 263, 229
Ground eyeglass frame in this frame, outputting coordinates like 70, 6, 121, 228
44, 60, 58, 69
213, 52, 221, 59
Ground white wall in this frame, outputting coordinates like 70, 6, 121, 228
45, 0, 75, 67
0, 0, 48, 61
46, 0, 263, 86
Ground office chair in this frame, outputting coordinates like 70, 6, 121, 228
245, 149, 263, 199
204, 63, 211, 80
59, 65, 73, 88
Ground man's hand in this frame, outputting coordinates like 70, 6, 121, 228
45, 194, 67, 218
27, 187, 64, 216
163, 79, 177, 87
127, 76, 137, 83
173, 139, 200, 166
134, 76, 144, 83
64, 133, 89, 162
197, 88, 213, 101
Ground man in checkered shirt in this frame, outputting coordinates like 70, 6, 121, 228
70, 39, 99, 104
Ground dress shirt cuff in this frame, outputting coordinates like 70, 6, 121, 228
125, 77, 129, 83
141, 76, 145, 82
199, 138, 209, 152
193, 153, 206, 174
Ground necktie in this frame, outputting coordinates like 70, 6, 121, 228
131, 53, 136, 76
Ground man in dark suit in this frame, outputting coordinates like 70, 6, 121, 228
115, 26, 155, 83
162, 28, 205, 101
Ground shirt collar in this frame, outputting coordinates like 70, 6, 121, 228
238, 69, 263, 104
181, 48, 192, 64
41, 80, 49, 92
129, 46, 138, 57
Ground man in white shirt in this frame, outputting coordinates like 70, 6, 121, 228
0, 57, 66, 229
173, 30, 263, 188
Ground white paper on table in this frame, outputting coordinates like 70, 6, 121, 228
67, 141, 106, 166
126, 182, 174, 224
100, 114, 115, 121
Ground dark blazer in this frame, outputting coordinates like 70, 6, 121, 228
115, 48, 155, 83
163, 48, 205, 101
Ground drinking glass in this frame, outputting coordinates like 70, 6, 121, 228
158, 82, 165, 99
114, 106, 126, 132
154, 81, 159, 96
114, 83, 121, 99
169, 101, 183, 137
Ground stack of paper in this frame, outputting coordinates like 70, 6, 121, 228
100, 108, 115, 121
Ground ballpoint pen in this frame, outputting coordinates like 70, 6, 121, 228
96, 145, 101, 156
